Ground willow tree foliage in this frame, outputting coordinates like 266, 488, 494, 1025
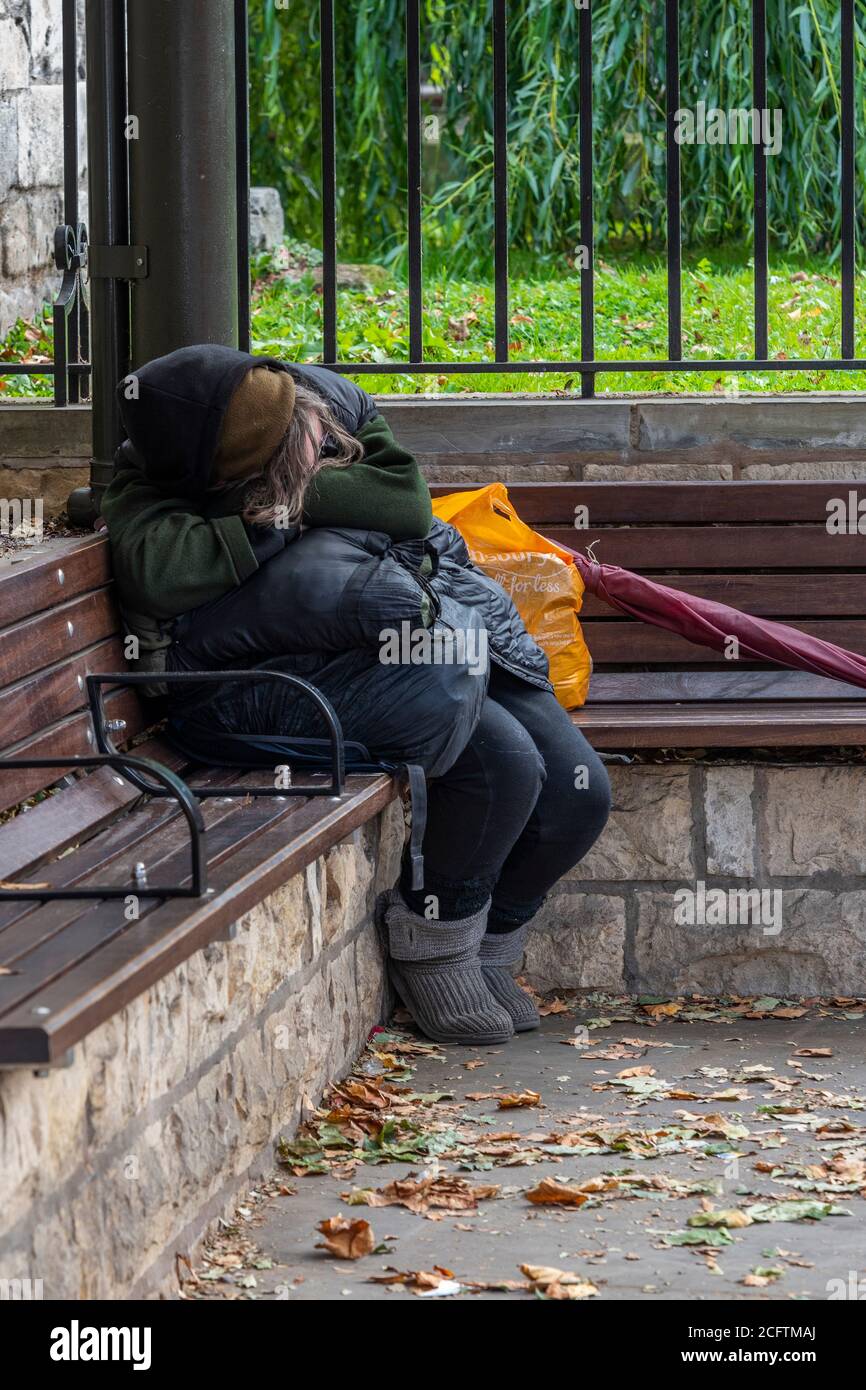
249, 0, 864, 272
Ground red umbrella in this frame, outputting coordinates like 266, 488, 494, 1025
553, 543, 866, 693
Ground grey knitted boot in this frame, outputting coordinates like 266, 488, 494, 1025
479, 923, 540, 1032
376, 891, 514, 1045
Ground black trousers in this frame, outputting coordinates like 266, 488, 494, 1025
401, 666, 611, 929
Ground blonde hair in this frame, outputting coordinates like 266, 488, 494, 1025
239, 382, 363, 527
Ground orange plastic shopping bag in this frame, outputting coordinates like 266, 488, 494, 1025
432, 482, 592, 708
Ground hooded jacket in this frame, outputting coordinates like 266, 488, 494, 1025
101, 346, 551, 776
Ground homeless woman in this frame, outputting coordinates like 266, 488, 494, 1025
101, 345, 611, 1046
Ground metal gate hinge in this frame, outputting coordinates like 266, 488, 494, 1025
88, 245, 149, 280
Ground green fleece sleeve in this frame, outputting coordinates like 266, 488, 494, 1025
100, 459, 259, 622
302, 414, 432, 541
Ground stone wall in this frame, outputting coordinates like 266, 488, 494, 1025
5, 394, 866, 519
523, 761, 866, 998
0, 0, 87, 336
0, 400, 89, 511
0, 801, 404, 1300
381, 394, 866, 483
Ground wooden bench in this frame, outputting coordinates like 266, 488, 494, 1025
2, 477, 863, 1064
433, 479, 866, 749
0, 535, 397, 1068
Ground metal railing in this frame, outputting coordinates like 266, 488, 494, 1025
317, 0, 865, 396
0, 0, 252, 410
0, 0, 89, 405
1, 1, 863, 406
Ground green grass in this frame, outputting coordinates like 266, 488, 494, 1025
5, 245, 866, 398
251, 245, 866, 395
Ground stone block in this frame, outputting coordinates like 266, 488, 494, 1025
0, 18, 30, 94
0, 465, 89, 517
0, 98, 18, 202
634, 887, 866, 995
741, 461, 866, 480
573, 765, 694, 881
28, 0, 64, 83
638, 397, 866, 453
762, 766, 866, 875
521, 892, 626, 991
1, 187, 62, 276
16, 83, 64, 187
322, 834, 373, 947
583, 462, 733, 481
249, 186, 285, 253
704, 766, 755, 876
422, 460, 575, 483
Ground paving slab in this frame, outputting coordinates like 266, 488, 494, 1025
181, 996, 866, 1303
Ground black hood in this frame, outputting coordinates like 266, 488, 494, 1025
116, 345, 380, 498
116, 344, 290, 497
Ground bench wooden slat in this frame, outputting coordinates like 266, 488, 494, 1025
587, 669, 866, 703
0, 536, 110, 627
0, 775, 271, 1004
0, 589, 117, 687
574, 701, 866, 748
0, 638, 124, 748
0, 690, 146, 813
0, 737, 185, 884
0, 774, 396, 1064
581, 618, 866, 665
469, 480, 860, 525
579, 573, 866, 618
0, 757, 228, 954
544, 525, 866, 569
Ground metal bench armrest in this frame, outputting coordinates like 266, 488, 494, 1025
0, 753, 206, 900
86, 670, 346, 798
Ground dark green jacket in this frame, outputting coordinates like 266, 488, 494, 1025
101, 413, 432, 624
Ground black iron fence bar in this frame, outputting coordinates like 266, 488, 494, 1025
78, 0, 129, 516
235, 0, 251, 354
579, 0, 594, 398
336, 356, 866, 375
752, 0, 769, 360
51, 0, 84, 407
0, 364, 89, 376
841, 0, 856, 358
492, 0, 509, 363
665, 0, 682, 362
320, 0, 337, 362
406, 0, 423, 362
61, 0, 83, 405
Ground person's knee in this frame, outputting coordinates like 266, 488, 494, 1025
471, 704, 546, 814
536, 747, 611, 859
485, 724, 545, 819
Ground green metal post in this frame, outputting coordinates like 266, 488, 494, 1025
126, 0, 240, 366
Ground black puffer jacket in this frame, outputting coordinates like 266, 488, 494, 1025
121, 349, 552, 778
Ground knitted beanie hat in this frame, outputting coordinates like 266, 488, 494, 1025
212, 365, 296, 483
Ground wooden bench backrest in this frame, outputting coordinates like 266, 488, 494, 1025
0, 536, 146, 814
433, 479, 866, 704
